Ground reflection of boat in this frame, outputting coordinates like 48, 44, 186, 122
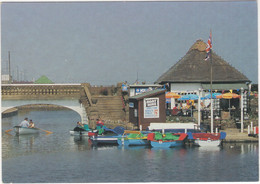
14, 126, 39, 135
187, 132, 226, 147
147, 132, 187, 148
117, 130, 150, 146
89, 126, 125, 146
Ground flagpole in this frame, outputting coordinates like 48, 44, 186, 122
210, 30, 214, 133
210, 51, 213, 133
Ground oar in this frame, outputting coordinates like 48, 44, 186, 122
5, 129, 13, 133
35, 127, 53, 134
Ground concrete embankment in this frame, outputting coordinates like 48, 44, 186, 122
222, 128, 258, 143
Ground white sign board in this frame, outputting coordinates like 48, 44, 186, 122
144, 98, 159, 118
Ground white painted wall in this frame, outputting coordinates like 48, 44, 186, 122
170, 83, 202, 92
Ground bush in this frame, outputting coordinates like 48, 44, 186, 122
100, 88, 108, 95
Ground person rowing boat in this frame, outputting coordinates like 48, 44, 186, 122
73, 121, 86, 131
19, 117, 29, 128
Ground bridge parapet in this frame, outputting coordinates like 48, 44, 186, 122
2, 84, 83, 100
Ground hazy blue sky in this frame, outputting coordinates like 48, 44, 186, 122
1, 1, 258, 85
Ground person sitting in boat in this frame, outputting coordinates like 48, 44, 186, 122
19, 117, 29, 128
73, 121, 86, 131
96, 118, 104, 126
28, 119, 35, 128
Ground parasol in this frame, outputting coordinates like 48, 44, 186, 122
165, 92, 181, 99
201, 93, 222, 100
178, 94, 199, 101
216, 93, 241, 113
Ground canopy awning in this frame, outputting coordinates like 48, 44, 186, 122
202, 83, 248, 90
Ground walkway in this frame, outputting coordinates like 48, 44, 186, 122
222, 128, 258, 143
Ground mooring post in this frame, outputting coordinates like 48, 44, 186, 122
139, 125, 142, 131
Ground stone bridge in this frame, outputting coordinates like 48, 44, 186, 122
1, 83, 92, 124
1, 83, 128, 125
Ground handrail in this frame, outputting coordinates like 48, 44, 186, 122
83, 86, 93, 106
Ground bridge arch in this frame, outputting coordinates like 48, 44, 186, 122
2, 99, 89, 124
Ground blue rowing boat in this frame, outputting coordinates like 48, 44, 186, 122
89, 126, 125, 146
147, 132, 187, 148
117, 130, 150, 146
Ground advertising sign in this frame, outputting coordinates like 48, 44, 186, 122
144, 98, 159, 118
122, 84, 128, 91
129, 102, 134, 108
135, 88, 148, 95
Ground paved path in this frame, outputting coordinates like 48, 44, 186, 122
222, 128, 258, 143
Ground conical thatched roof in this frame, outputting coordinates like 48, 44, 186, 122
156, 39, 250, 84
34, 75, 54, 84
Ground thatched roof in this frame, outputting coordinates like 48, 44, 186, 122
156, 39, 250, 84
34, 75, 54, 84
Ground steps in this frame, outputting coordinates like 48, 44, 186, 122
80, 85, 128, 124
93, 95, 127, 120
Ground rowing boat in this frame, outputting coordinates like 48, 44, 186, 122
14, 126, 39, 135
117, 130, 150, 146
147, 132, 187, 148
187, 132, 226, 147
89, 126, 125, 146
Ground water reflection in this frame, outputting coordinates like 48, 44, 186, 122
69, 135, 91, 151
197, 146, 222, 152
223, 143, 259, 155
118, 145, 150, 150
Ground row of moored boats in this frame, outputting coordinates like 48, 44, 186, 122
71, 123, 227, 148
13, 123, 227, 148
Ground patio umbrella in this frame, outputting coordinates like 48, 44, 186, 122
165, 92, 181, 99
178, 94, 199, 101
201, 93, 222, 100
178, 94, 199, 117
216, 93, 241, 99
216, 93, 241, 113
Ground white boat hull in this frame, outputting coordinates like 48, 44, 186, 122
14, 126, 39, 135
194, 139, 221, 147
69, 130, 89, 136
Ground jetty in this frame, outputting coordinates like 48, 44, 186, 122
223, 128, 258, 143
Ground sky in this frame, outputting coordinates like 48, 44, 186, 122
1, 1, 258, 85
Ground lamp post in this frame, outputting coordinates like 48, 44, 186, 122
198, 88, 201, 128
241, 88, 244, 133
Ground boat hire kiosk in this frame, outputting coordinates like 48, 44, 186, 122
128, 88, 166, 130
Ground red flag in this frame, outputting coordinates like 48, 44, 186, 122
205, 31, 212, 60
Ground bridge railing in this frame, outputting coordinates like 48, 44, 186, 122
1, 84, 82, 96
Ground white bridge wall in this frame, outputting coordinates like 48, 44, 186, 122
2, 99, 88, 124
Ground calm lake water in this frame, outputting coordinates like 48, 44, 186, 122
2, 109, 259, 183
